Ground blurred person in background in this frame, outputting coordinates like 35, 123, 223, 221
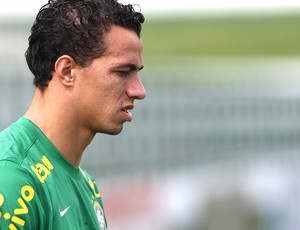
0, 0, 146, 229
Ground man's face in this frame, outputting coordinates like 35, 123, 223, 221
74, 25, 146, 135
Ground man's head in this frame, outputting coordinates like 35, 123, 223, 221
25, 0, 145, 90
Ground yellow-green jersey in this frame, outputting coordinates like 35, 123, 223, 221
0, 118, 107, 230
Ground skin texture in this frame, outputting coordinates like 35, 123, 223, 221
24, 25, 146, 166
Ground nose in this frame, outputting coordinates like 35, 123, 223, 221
126, 74, 146, 100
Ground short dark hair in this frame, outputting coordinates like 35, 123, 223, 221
25, 0, 145, 89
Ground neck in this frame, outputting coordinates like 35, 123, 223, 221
24, 89, 95, 167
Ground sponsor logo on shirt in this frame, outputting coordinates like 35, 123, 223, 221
0, 185, 35, 229
30, 155, 54, 183
0, 156, 51, 229
59, 205, 71, 217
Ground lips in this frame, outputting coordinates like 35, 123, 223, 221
121, 105, 134, 122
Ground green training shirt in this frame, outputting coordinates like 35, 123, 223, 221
0, 118, 107, 230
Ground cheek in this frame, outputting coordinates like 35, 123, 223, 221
78, 73, 123, 112
89, 87, 115, 113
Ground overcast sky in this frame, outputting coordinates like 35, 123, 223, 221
1, 0, 300, 16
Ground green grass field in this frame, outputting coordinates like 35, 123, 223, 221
142, 14, 300, 59
1, 13, 300, 59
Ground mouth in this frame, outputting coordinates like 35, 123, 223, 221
121, 109, 132, 115
121, 105, 134, 122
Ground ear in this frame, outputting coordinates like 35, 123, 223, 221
54, 55, 77, 87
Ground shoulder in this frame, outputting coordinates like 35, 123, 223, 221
0, 121, 36, 164
0, 157, 56, 229
0, 161, 43, 229
0, 121, 55, 229
0, 160, 40, 206
0, 121, 46, 200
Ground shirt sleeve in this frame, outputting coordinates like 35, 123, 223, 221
0, 161, 46, 230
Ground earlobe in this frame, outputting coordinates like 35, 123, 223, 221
54, 55, 77, 87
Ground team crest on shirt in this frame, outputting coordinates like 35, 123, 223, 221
93, 201, 106, 230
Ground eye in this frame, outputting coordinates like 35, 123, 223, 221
117, 70, 130, 77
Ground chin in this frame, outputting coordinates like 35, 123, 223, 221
101, 126, 124, 136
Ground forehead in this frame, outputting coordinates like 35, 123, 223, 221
103, 25, 143, 57
97, 25, 143, 70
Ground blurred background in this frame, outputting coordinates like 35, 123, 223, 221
1, 1, 300, 230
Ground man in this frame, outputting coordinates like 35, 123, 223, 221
0, 0, 146, 229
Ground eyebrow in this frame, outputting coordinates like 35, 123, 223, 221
115, 63, 144, 71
